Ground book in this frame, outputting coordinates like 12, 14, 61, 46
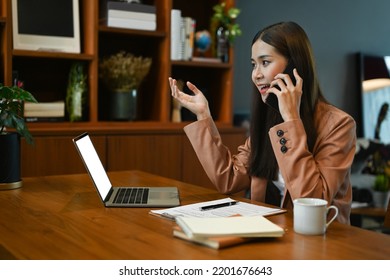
182, 17, 196, 60
106, 1, 156, 31
170, 13, 195, 61
191, 56, 222, 63
173, 226, 252, 249
24, 111, 64, 117
107, 17, 156, 30
25, 116, 65, 123
170, 9, 182, 60
107, 2, 156, 14
175, 215, 285, 239
24, 101, 64, 112
24, 101, 65, 118
108, 9, 156, 21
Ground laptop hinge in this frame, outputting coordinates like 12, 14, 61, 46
104, 187, 115, 203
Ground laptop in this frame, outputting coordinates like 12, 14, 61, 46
72, 132, 180, 207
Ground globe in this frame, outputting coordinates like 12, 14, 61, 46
195, 30, 211, 53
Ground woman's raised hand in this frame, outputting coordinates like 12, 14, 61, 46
168, 77, 211, 120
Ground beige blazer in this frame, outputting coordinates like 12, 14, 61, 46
184, 101, 356, 224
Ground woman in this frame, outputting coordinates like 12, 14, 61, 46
168, 22, 356, 224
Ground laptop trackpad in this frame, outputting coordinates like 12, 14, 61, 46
149, 187, 179, 199
149, 192, 165, 199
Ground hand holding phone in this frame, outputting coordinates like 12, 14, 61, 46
265, 62, 296, 112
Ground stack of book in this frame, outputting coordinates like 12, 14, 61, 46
107, 1, 156, 31
181, 17, 196, 60
174, 215, 285, 249
24, 101, 65, 122
171, 9, 196, 61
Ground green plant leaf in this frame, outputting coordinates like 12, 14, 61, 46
374, 174, 390, 192
211, 1, 242, 44
227, 8, 240, 19
0, 84, 36, 144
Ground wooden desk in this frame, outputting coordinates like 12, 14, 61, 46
1, 170, 389, 260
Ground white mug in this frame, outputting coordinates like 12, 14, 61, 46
293, 198, 338, 235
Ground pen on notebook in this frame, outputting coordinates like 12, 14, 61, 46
200, 201, 238, 211
161, 212, 176, 221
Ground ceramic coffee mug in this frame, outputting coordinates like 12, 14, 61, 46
293, 198, 338, 235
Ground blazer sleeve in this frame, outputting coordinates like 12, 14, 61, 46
183, 117, 251, 194
269, 108, 356, 207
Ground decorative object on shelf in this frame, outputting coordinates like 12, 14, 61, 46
99, 51, 152, 120
12, 0, 81, 54
211, 1, 242, 62
357, 139, 390, 208
374, 102, 389, 142
194, 30, 212, 55
215, 25, 229, 63
109, 88, 138, 121
373, 174, 390, 208
0, 84, 37, 190
106, 0, 156, 31
66, 62, 88, 122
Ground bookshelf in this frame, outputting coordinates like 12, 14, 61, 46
0, 0, 245, 186
1, 0, 235, 125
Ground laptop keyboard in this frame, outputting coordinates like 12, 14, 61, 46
113, 188, 149, 204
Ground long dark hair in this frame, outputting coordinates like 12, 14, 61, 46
249, 21, 327, 180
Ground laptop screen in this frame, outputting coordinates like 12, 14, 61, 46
73, 133, 111, 201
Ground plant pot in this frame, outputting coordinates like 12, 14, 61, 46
0, 132, 22, 190
109, 89, 137, 121
372, 190, 390, 208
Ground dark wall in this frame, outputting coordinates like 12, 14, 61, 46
233, 0, 390, 136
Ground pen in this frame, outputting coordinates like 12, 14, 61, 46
161, 212, 176, 221
200, 201, 238, 211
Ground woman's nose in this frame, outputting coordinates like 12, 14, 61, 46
253, 68, 263, 80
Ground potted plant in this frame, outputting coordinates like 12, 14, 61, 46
211, 1, 242, 44
359, 143, 390, 208
99, 51, 152, 120
373, 173, 390, 208
210, 1, 242, 62
0, 84, 37, 190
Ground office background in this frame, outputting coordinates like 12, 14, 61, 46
233, 0, 390, 137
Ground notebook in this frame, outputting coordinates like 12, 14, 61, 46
72, 132, 180, 207
175, 215, 285, 239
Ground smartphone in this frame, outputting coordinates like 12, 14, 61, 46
265, 62, 296, 112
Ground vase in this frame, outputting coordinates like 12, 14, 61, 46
109, 89, 137, 121
371, 190, 390, 208
66, 62, 88, 122
216, 25, 229, 62
0, 132, 22, 190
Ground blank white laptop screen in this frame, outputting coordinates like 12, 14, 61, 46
73, 133, 111, 201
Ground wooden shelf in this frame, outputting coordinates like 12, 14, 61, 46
171, 60, 232, 69
23, 120, 238, 136
1, 0, 234, 126
12, 49, 95, 60
351, 207, 386, 217
1, 0, 244, 185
